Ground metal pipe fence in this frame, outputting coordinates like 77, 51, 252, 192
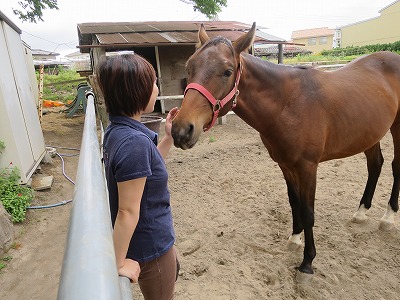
57, 91, 133, 300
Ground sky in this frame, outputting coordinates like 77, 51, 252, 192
0, 0, 396, 58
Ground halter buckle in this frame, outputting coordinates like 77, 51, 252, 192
213, 100, 221, 112
233, 90, 240, 107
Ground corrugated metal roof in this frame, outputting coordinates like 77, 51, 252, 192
77, 21, 285, 52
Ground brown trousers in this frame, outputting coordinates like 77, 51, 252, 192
138, 246, 179, 300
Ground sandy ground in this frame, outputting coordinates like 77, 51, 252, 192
1, 111, 400, 300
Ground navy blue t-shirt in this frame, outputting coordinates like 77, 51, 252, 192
103, 115, 175, 263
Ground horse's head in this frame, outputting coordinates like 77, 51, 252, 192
171, 22, 256, 149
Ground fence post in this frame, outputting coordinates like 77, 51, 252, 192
57, 91, 132, 300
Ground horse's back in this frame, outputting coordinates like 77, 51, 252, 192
344, 51, 400, 76
305, 52, 400, 161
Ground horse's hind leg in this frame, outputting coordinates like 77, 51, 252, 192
353, 142, 384, 223
380, 127, 400, 230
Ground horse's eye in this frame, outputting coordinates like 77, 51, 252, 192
223, 70, 233, 77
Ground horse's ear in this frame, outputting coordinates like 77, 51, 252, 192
233, 22, 256, 54
197, 23, 210, 49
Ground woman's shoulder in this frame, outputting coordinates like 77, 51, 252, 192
105, 125, 151, 154
107, 123, 148, 140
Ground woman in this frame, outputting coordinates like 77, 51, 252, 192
96, 53, 179, 300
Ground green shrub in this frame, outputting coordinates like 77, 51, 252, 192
0, 141, 5, 154
0, 167, 33, 223
0, 141, 33, 223
37, 68, 84, 103
0, 256, 12, 271
321, 40, 400, 57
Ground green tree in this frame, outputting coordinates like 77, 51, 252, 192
13, 0, 227, 23
180, 0, 227, 19
13, 0, 58, 23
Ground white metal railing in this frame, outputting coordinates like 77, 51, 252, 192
157, 94, 183, 114
57, 91, 132, 300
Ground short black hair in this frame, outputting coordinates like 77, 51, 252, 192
96, 54, 156, 116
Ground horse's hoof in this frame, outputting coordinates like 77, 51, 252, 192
352, 206, 368, 223
287, 234, 302, 251
379, 219, 394, 231
379, 204, 395, 231
295, 270, 313, 284
352, 214, 368, 223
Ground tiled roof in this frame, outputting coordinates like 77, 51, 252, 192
379, 0, 400, 13
291, 27, 335, 39
32, 49, 60, 56
254, 45, 312, 56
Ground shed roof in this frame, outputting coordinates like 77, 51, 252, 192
77, 21, 286, 53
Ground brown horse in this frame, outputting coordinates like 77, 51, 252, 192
171, 22, 400, 276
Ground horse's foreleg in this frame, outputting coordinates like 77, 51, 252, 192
280, 166, 303, 250
353, 143, 384, 223
380, 127, 400, 230
296, 162, 318, 275
285, 162, 318, 274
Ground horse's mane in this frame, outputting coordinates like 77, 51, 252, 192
188, 36, 235, 68
198, 36, 232, 49
294, 65, 313, 69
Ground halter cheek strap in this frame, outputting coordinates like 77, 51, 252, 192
184, 63, 242, 131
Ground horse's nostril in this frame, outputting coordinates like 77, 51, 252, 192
187, 123, 194, 136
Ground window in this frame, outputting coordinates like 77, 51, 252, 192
319, 36, 328, 45
308, 38, 316, 46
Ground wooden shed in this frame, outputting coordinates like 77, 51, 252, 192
76, 21, 285, 114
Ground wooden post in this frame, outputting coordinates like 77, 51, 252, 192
218, 115, 227, 125
155, 46, 165, 113
38, 64, 44, 124
88, 75, 109, 131
278, 44, 283, 64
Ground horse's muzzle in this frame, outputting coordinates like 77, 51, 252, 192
171, 122, 196, 150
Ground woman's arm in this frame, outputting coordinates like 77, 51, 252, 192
113, 177, 146, 282
157, 107, 179, 159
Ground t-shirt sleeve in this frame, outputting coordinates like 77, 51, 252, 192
113, 135, 152, 182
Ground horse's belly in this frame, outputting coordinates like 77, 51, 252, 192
322, 127, 390, 161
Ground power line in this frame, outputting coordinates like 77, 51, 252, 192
21, 29, 78, 49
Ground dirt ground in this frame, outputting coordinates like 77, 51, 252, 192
1, 110, 400, 300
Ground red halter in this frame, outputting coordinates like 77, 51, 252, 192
184, 63, 243, 131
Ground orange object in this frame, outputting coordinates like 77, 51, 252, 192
43, 100, 65, 107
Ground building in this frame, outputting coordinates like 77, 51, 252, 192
291, 27, 335, 54
64, 50, 90, 70
340, 0, 400, 47
31, 49, 59, 61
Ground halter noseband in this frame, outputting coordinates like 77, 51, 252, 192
184, 62, 243, 131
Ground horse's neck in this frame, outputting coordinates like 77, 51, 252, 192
235, 54, 288, 130
239, 54, 286, 97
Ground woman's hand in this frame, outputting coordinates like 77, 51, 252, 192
164, 107, 179, 137
118, 258, 141, 283
158, 107, 179, 158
